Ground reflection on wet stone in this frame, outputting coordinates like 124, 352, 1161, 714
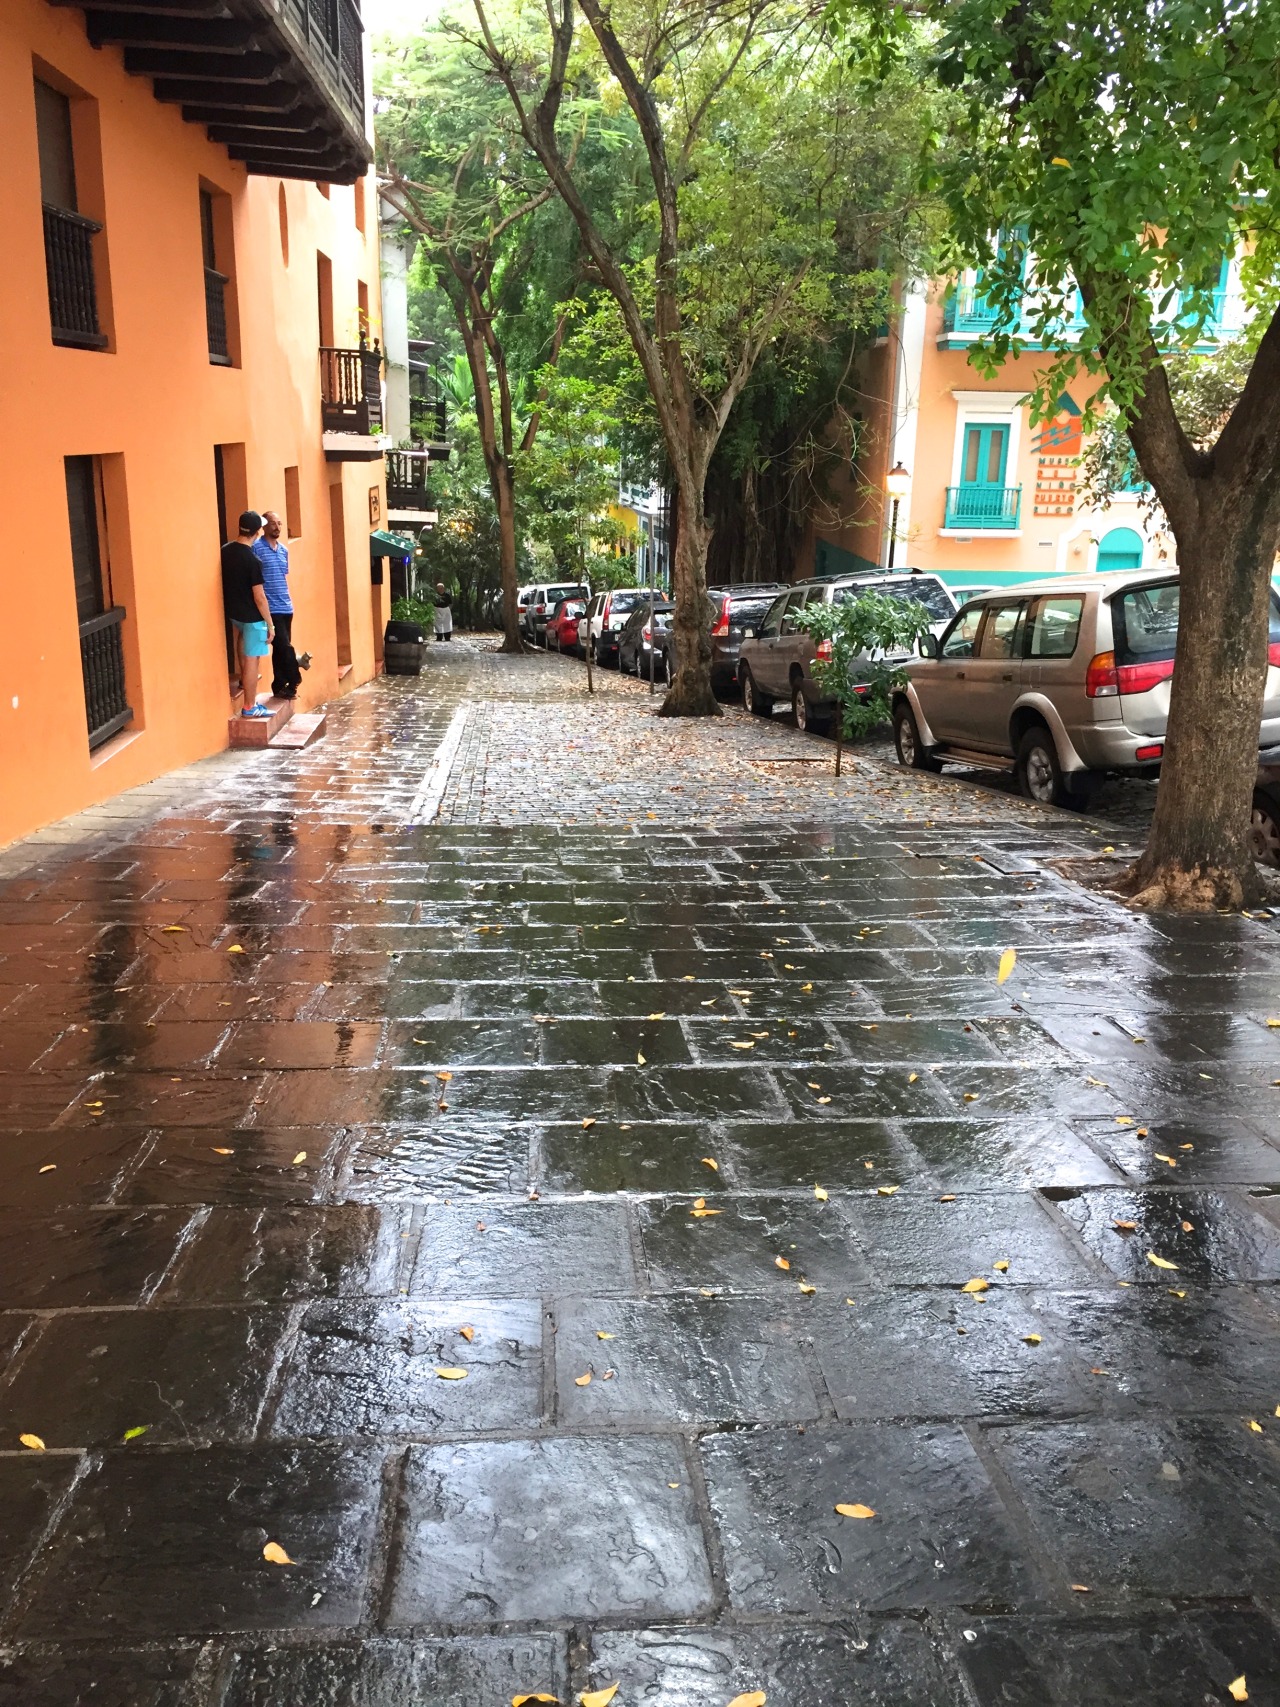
2, 651, 1279, 1683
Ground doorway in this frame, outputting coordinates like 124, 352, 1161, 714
1096, 525, 1144, 572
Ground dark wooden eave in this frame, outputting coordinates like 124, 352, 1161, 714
48, 0, 370, 184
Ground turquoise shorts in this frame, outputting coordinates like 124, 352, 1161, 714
233, 618, 270, 657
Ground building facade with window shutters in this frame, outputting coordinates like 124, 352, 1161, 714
0, 0, 390, 846
801, 261, 1250, 594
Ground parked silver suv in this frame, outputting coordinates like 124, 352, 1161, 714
893, 571, 1280, 806
737, 573, 959, 732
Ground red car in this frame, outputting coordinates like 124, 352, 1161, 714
546, 598, 586, 653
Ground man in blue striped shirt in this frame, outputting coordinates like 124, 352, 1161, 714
252, 511, 309, 699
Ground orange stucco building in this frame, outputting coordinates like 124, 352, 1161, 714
0, 0, 392, 848
803, 267, 1245, 590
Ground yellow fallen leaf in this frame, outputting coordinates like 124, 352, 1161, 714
962, 1092, 980, 1103
939, 1194, 957, 1203
730, 1040, 755, 1050
775, 1256, 791, 1271
647, 1012, 666, 1020
814, 1185, 828, 1201
211, 1147, 235, 1156
1169, 1289, 1187, 1298
636, 1052, 646, 1065
582, 1118, 596, 1129
579, 1686, 619, 1707
691, 1207, 722, 1217
38, 1164, 56, 1174
817, 1096, 831, 1104
799, 1283, 816, 1295
962, 1278, 989, 1293
458, 1325, 475, 1342
701, 1158, 719, 1171
262, 1542, 294, 1565
512, 1695, 560, 1705
1115, 1116, 1133, 1126
1267, 1019, 1280, 1028
18, 1434, 45, 1451
876, 1185, 899, 1197
908, 1072, 919, 1083
161, 925, 186, 933
1023, 1334, 1042, 1345
1154, 1153, 1178, 1167
1071, 1583, 1091, 1592
1113, 1220, 1137, 1232
575, 1372, 592, 1387
596, 1331, 614, 1340
1146, 1252, 1178, 1270
291, 1151, 307, 1166
997, 948, 1017, 985
727, 1695, 767, 1707
1229, 1678, 1248, 1703
834, 1502, 877, 1519
807, 1082, 821, 1090
993, 1260, 1010, 1273
1247, 1419, 1263, 1434
435, 1367, 468, 1380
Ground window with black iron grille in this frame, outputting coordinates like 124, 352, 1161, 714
201, 188, 232, 365
65, 456, 132, 749
36, 78, 107, 350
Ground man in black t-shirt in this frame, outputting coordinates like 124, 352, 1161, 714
221, 512, 275, 719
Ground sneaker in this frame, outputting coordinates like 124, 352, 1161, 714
297, 652, 312, 671
240, 705, 273, 719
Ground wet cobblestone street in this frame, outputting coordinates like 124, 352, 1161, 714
0, 641, 1278, 1705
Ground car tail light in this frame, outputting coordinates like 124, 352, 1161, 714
712, 598, 731, 637
642, 627, 652, 643
1269, 642, 1280, 667
601, 595, 612, 626
1135, 743, 1164, 760
816, 638, 833, 662
1085, 651, 1119, 698
1116, 657, 1175, 694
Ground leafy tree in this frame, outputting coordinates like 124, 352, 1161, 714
472, 0, 934, 715
841, 0, 1280, 909
520, 370, 633, 592
376, 24, 593, 649
795, 591, 932, 774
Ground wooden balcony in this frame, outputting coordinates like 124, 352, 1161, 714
321, 343, 386, 460
385, 450, 434, 514
44, 204, 108, 349
80, 607, 133, 749
51, 0, 371, 185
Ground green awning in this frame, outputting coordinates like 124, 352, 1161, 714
369, 529, 415, 557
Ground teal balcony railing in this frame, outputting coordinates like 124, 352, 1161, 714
945, 485, 1022, 529
942, 284, 1003, 335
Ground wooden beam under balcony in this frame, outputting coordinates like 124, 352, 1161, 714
122, 46, 278, 80
47, 0, 225, 11
202, 111, 322, 138
228, 142, 347, 169
85, 12, 256, 47
152, 76, 303, 109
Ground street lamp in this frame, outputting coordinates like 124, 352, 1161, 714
885, 461, 911, 569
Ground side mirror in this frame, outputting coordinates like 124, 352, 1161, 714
919, 633, 939, 659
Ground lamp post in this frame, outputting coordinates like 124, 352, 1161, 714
885, 461, 911, 569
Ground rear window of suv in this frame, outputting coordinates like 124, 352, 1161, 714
608, 590, 646, 611
727, 596, 776, 628
1113, 580, 1280, 666
834, 578, 955, 621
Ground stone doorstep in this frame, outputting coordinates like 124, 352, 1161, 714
269, 711, 327, 750
227, 698, 293, 749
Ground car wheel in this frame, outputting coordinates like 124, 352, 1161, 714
1250, 789, 1280, 867
1016, 725, 1070, 806
741, 668, 769, 716
791, 682, 830, 735
893, 702, 943, 772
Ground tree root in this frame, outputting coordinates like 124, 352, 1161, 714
1110, 857, 1258, 912
499, 634, 526, 656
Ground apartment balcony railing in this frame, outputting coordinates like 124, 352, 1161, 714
320, 343, 383, 434
204, 267, 231, 365
385, 451, 433, 511
408, 391, 448, 447
944, 485, 1022, 530
80, 607, 133, 749
942, 283, 1003, 336
44, 205, 108, 350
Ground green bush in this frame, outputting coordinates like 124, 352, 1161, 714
391, 596, 435, 628
794, 590, 932, 741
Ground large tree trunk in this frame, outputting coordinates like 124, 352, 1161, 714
659, 469, 721, 718
1119, 506, 1280, 910
493, 460, 523, 654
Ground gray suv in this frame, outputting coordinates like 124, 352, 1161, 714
737, 573, 959, 732
893, 571, 1280, 806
